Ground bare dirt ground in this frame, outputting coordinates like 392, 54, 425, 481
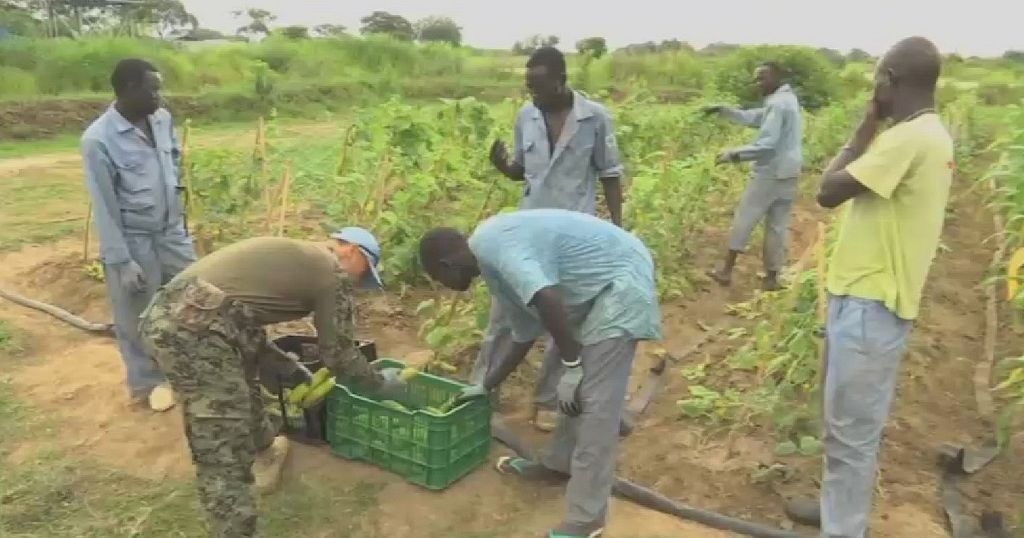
0, 139, 1020, 537
0, 96, 245, 140
0, 240, 733, 538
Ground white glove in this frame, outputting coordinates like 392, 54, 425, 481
376, 368, 408, 400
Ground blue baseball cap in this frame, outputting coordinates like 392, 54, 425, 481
330, 227, 383, 289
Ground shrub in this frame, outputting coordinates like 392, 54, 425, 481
713, 45, 842, 109
0, 66, 38, 97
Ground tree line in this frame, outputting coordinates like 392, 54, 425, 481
0, 3, 468, 45
1, 2, 1022, 62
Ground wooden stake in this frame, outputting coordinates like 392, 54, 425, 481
816, 221, 828, 324
276, 163, 293, 237
769, 229, 818, 340
82, 203, 92, 262
473, 175, 501, 224
976, 175, 1007, 422
359, 150, 391, 221
373, 171, 393, 224
253, 117, 267, 171
335, 124, 356, 176
180, 119, 197, 225
251, 116, 274, 233
816, 221, 829, 417
263, 184, 275, 234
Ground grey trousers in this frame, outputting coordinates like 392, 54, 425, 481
728, 177, 798, 272
821, 295, 912, 538
539, 337, 636, 526
105, 228, 196, 399
470, 298, 563, 409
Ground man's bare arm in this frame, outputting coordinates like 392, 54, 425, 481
817, 171, 869, 209
491, 139, 525, 180
313, 273, 384, 388
817, 103, 881, 208
530, 286, 581, 365
482, 340, 534, 390
500, 161, 526, 181
601, 177, 623, 227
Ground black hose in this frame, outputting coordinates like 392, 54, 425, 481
490, 418, 811, 538
0, 287, 113, 336
610, 479, 808, 538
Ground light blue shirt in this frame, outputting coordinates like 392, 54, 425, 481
513, 91, 624, 214
468, 209, 662, 346
722, 84, 804, 181
81, 105, 185, 264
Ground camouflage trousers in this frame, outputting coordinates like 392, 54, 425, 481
139, 277, 278, 538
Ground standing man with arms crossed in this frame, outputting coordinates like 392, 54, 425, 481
706, 61, 803, 291
789, 37, 953, 538
480, 46, 625, 431
418, 209, 661, 538
82, 59, 197, 411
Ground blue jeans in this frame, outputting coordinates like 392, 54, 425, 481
821, 295, 912, 538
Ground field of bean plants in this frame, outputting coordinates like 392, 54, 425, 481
0, 36, 1021, 537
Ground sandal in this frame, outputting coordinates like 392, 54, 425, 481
495, 456, 564, 481
549, 522, 605, 538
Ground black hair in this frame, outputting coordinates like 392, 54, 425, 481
759, 61, 787, 78
888, 36, 941, 91
110, 58, 158, 95
418, 227, 467, 272
527, 46, 567, 76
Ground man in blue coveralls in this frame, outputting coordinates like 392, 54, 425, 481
705, 61, 803, 291
480, 46, 625, 432
418, 209, 662, 538
81, 58, 197, 411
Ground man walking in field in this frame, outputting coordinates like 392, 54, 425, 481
81, 58, 197, 411
418, 209, 662, 538
787, 37, 953, 537
706, 61, 804, 291
139, 229, 407, 537
481, 46, 626, 431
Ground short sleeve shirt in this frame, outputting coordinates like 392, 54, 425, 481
512, 92, 624, 214
827, 113, 954, 320
468, 209, 662, 344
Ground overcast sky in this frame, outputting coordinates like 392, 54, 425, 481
182, 0, 1023, 57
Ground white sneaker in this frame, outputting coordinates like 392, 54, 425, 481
254, 436, 290, 495
148, 384, 176, 412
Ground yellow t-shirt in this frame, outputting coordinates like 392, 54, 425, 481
826, 113, 954, 320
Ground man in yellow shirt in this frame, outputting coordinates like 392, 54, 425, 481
802, 36, 953, 538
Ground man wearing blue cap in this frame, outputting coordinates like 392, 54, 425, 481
138, 229, 402, 538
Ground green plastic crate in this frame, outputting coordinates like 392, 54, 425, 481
326, 358, 492, 490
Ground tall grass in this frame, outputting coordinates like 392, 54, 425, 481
0, 36, 866, 105
0, 35, 475, 99
2, 35, 1010, 143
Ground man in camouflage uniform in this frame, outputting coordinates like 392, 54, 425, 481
139, 229, 406, 538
